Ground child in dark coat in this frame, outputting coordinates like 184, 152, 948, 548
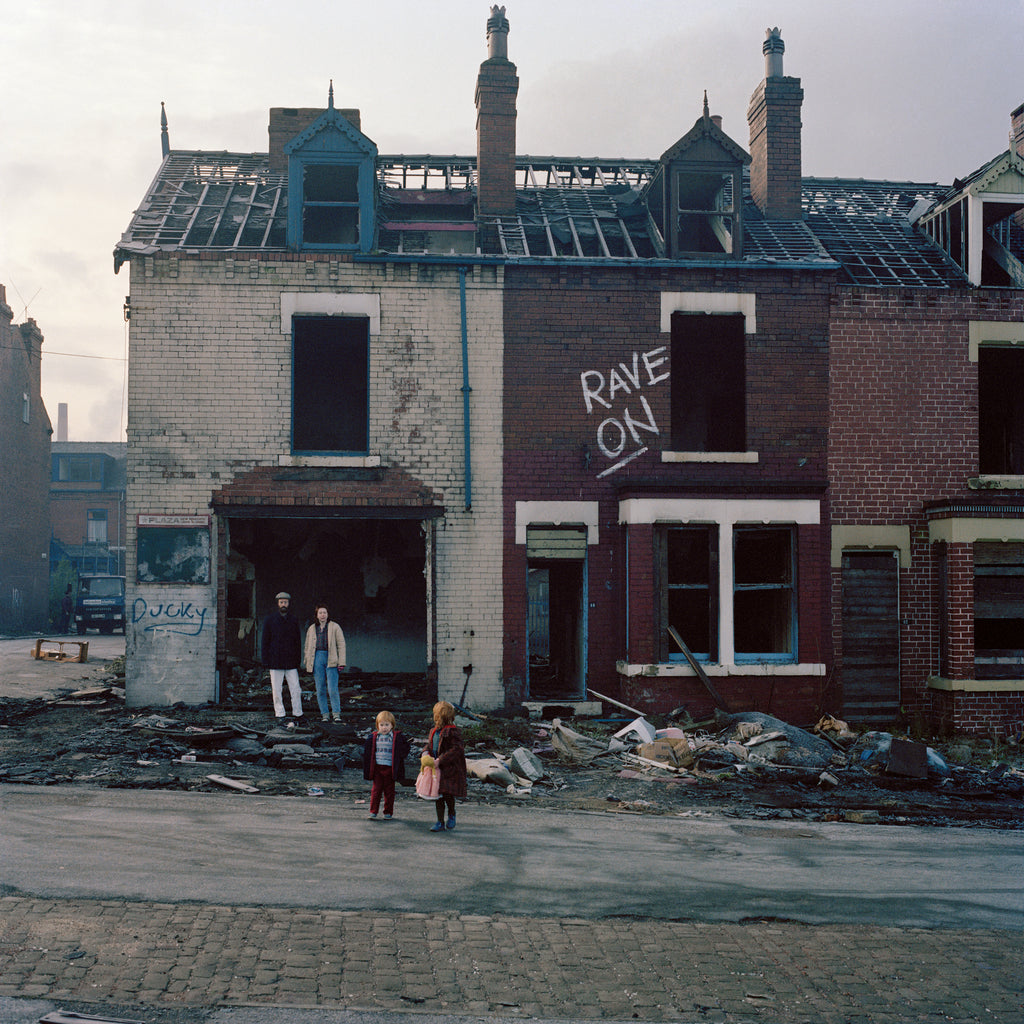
424, 700, 467, 832
362, 710, 410, 820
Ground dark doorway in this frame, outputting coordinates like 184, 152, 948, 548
224, 516, 428, 672
841, 550, 900, 719
526, 528, 587, 699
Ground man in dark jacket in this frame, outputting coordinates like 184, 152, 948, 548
261, 591, 304, 725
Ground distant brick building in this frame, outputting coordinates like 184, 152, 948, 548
0, 283, 51, 631
115, 11, 1024, 734
49, 433, 127, 578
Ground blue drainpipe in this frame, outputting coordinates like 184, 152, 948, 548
459, 266, 472, 511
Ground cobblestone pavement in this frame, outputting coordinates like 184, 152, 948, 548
0, 897, 1021, 1023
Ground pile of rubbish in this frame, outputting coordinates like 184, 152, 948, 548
458, 706, 1024, 821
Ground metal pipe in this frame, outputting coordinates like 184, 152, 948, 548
459, 266, 472, 511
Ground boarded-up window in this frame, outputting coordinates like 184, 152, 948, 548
974, 541, 1024, 679
670, 312, 745, 452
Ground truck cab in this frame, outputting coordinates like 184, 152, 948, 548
74, 574, 126, 635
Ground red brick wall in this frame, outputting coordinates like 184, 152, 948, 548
748, 77, 804, 220
503, 264, 832, 715
829, 288, 1024, 732
929, 687, 1024, 736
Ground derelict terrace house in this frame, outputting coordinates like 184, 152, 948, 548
115, 9, 1024, 736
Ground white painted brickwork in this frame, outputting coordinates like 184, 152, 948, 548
125, 257, 505, 709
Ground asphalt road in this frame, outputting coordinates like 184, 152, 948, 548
2, 784, 1021, 931
0, 633, 125, 700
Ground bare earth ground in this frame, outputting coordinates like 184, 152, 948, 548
1, 650, 1022, 830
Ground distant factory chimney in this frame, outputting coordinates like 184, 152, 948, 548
57, 403, 68, 442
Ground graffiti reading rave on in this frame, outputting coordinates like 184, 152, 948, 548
579, 346, 669, 477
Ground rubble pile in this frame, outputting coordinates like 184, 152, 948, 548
0, 666, 1021, 827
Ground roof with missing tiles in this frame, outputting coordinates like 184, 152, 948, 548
114, 150, 972, 287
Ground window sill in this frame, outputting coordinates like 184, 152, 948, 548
968, 475, 1024, 490
617, 660, 825, 677
662, 451, 758, 464
927, 676, 1024, 693
279, 454, 381, 468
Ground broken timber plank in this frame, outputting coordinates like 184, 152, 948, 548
667, 627, 729, 711
586, 687, 645, 717
206, 774, 259, 793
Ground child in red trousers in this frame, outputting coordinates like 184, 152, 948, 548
362, 710, 410, 820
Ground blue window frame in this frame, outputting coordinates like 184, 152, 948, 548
733, 525, 796, 661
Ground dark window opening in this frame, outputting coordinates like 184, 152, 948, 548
675, 171, 735, 254
733, 526, 795, 658
292, 316, 369, 453
670, 312, 745, 452
302, 164, 360, 245
974, 541, 1024, 679
661, 525, 718, 661
979, 346, 1024, 474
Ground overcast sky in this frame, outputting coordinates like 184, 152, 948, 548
2, 0, 1022, 443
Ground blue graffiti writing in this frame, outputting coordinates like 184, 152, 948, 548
132, 597, 208, 636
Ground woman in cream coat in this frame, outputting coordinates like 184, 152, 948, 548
304, 603, 346, 721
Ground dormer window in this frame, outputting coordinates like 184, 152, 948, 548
302, 163, 361, 245
673, 169, 740, 254
285, 87, 378, 253
919, 149, 1024, 287
648, 99, 750, 260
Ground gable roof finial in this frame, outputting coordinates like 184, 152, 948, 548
703, 91, 710, 122
160, 101, 170, 158
328, 80, 335, 110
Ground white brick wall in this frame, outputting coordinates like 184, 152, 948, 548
125, 256, 505, 709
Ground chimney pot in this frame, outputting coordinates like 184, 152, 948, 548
763, 27, 785, 78
487, 5, 510, 60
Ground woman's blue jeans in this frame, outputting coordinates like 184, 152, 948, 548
313, 649, 340, 716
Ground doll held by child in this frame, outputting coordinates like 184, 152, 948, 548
424, 700, 467, 832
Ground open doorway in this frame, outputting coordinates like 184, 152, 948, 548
526, 528, 587, 699
222, 516, 428, 673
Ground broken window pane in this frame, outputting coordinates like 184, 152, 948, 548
674, 171, 735, 254
664, 525, 717, 660
302, 164, 360, 245
292, 316, 369, 453
733, 526, 794, 658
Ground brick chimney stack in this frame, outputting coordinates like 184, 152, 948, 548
476, 5, 519, 225
747, 27, 804, 220
1012, 101, 1024, 157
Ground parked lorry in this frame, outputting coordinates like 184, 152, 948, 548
74, 574, 126, 635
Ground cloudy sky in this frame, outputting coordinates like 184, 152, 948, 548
2, 0, 1022, 443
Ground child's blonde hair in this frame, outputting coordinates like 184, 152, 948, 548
375, 710, 396, 729
432, 700, 455, 727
